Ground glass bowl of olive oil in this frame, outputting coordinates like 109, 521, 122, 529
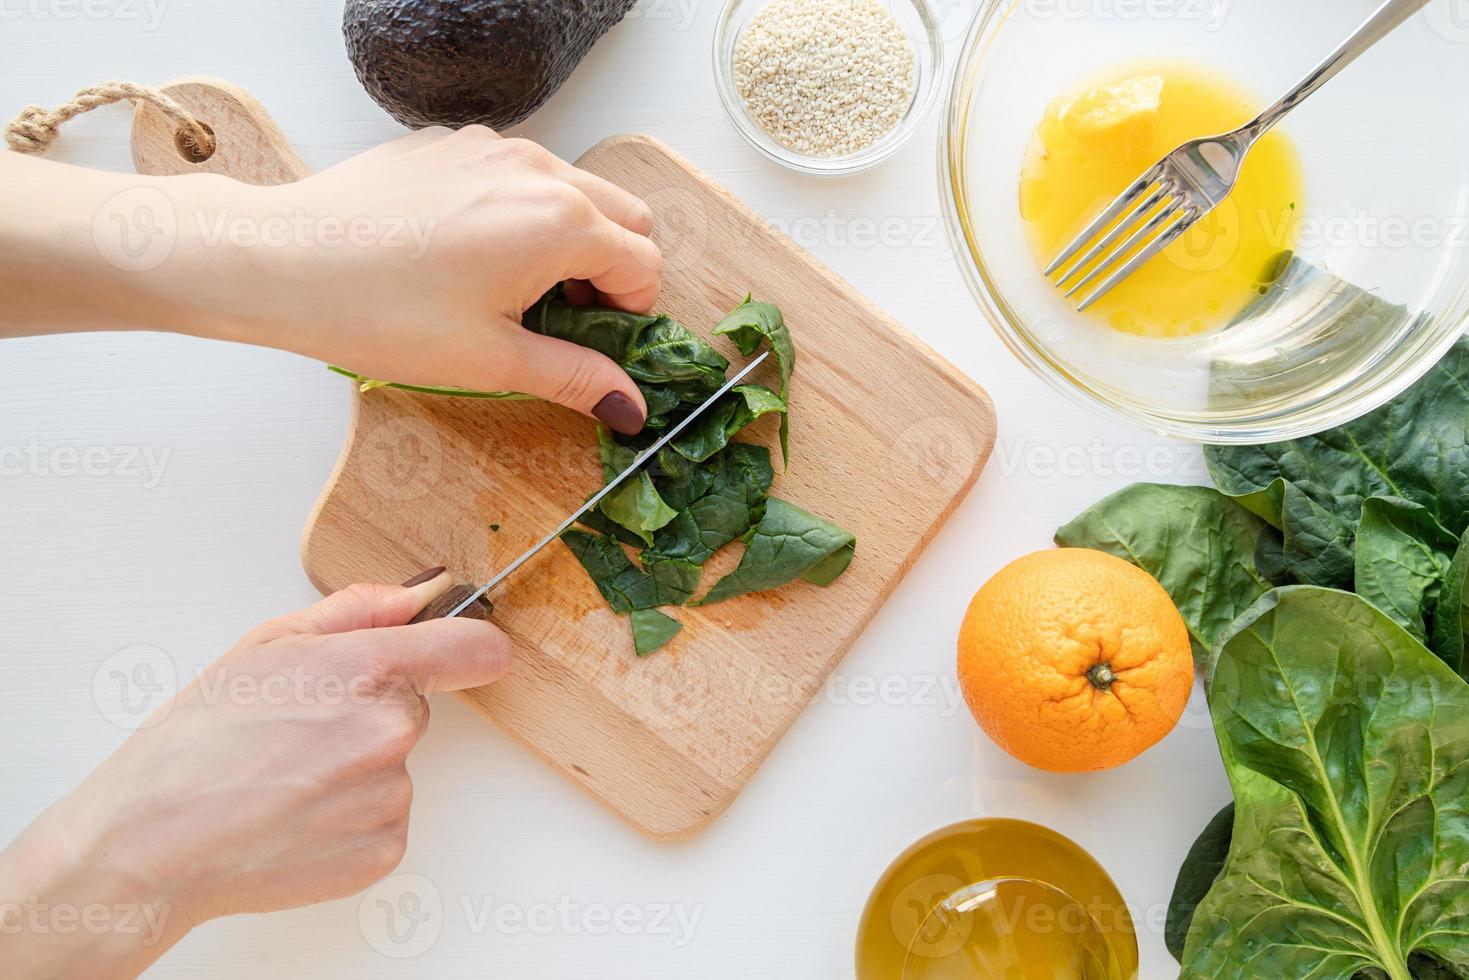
856, 819, 1138, 980
941, 0, 1469, 442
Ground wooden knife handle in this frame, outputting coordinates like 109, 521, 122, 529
409, 584, 494, 624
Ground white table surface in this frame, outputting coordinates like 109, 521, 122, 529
8, 1, 1448, 977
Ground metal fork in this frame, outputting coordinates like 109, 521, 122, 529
1046, 0, 1432, 311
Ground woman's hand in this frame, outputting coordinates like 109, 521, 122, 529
0, 569, 509, 979
0, 128, 663, 434
215, 128, 663, 433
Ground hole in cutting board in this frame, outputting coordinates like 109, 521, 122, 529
175, 122, 215, 163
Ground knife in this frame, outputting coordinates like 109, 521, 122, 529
408, 350, 772, 624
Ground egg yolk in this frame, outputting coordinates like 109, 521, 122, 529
1020, 64, 1305, 338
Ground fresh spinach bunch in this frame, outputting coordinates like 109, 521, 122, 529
1057, 337, 1469, 978
1062, 337, 1469, 674
1180, 588, 1469, 979
330, 289, 855, 657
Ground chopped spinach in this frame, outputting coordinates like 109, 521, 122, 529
552, 296, 850, 650
338, 289, 854, 657
713, 296, 795, 464
595, 428, 677, 546
522, 292, 659, 361
650, 449, 717, 512
697, 498, 856, 606
669, 384, 786, 463
525, 288, 731, 427
631, 608, 682, 657
558, 529, 648, 614
645, 444, 774, 566
616, 315, 732, 415
559, 529, 699, 614
575, 506, 648, 547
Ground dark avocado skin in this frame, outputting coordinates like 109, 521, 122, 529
344, 0, 638, 130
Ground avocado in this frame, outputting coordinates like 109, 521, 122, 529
344, 0, 638, 130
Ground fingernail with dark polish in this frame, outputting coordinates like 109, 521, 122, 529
593, 391, 645, 435
401, 566, 447, 588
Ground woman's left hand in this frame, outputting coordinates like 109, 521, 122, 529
0, 569, 510, 979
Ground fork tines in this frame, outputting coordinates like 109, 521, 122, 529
1045, 166, 1200, 312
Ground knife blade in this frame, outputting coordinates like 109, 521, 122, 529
430, 350, 771, 621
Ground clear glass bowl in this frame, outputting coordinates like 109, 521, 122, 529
713, 0, 945, 176
941, 0, 1469, 442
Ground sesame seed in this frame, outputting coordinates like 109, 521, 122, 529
733, 0, 917, 158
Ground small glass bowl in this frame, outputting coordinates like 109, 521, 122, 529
712, 0, 945, 176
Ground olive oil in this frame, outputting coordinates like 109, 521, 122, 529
856, 819, 1137, 980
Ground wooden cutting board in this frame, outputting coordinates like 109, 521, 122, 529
132, 78, 996, 839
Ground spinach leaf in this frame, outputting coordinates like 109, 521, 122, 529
1181, 587, 1469, 980
1432, 527, 1469, 678
646, 558, 702, 606
559, 529, 650, 614
1055, 484, 1290, 665
1199, 475, 1357, 588
1408, 953, 1469, 979
1354, 497, 1456, 643
714, 296, 795, 463
631, 608, 682, 657
559, 530, 699, 611
1355, 954, 1469, 980
1165, 803, 1233, 963
524, 289, 730, 427
327, 365, 531, 399
332, 290, 730, 424
575, 507, 647, 547
522, 292, 658, 361
1206, 337, 1469, 588
620, 314, 731, 409
670, 385, 786, 463
650, 449, 716, 512
647, 445, 774, 565
696, 498, 855, 606
639, 385, 683, 429
595, 428, 676, 546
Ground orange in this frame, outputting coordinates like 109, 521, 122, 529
957, 549, 1193, 772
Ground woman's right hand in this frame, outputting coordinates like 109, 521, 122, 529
189, 127, 665, 434
0, 568, 510, 979
2, 127, 664, 435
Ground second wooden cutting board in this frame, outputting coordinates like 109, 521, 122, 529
131, 79, 996, 839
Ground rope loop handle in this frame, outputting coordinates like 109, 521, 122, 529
4, 81, 215, 158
